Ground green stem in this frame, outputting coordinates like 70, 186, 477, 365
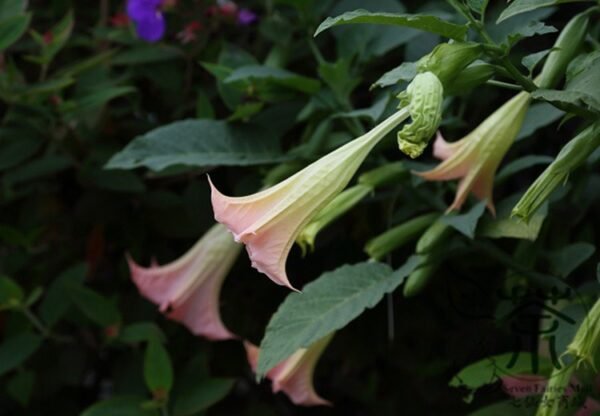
485, 79, 523, 91
21, 306, 50, 338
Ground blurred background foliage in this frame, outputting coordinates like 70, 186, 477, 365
0, 0, 599, 415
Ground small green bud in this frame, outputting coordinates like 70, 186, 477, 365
444, 63, 495, 96
358, 162, 408, 188
297, 184, 372, 253
403, 260, 437, 297
417, 42, 482, 87
416, 220, 452, 254
538, 11, 590, 89
397, 72, 444, 159
512, 122, 600, 221
364, 213, 438, 260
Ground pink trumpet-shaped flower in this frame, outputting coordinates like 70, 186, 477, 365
244, 334, 334, 406
210, 109, 410, 290
416, 91, 531, 214
128, 223, 241, 340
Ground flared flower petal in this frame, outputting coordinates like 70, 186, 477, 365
416, 91, 531, 214
128, 223, 241, 340
244, 334, 333, 406
210, 109, 409, 290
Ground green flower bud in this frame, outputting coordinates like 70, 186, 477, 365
403, 260, 437, 297
358, 161, 408, 188
565, 298, 600, 371
297, 184, 372, 253
417, 42, 482, 87
512, 122, 600, 221
397, 72, 444, 159
415, 220, 452, 254
538, 11, 591, 89
444, 63, 495, 96
364, 213, 438, 260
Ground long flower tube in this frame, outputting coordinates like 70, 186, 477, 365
128, 223, 241, 340
210, 107, 410, 290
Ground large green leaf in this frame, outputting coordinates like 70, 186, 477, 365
0, 13, 30, 51
81, 397, 159, 416
441, 201, 487, 239
478, 194, 548, 241
0, 332, 42, 377
224, 65, 320, 94
257, 258, 423, 376
314, 10, 468, 41
548, 242, 596, 278
144, 339, 173, 394
498, 0, 588, 23
105, 120, 289, 171
173, 378, 234, 416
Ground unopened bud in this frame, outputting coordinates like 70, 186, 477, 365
417, 42, 482, 87
397, 72, 444, 158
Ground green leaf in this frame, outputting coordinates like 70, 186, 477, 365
65, 283, 121, 327
105, 120, 289, 171
0, 332, 42, 377
504, 20, 556, 48
467, 0, 490, 15
30, 11, 73, 65
521, 49, 551, 73
257, 258, 423, 376
0, 275, 24, 309
441, 201, 487, 239
81, 396, 159, 416
39, 264, 86, 327
64, 86, 136, 115
227, 102, 264, 122
314, 10, 468, 41
548, 242, 596, 278
173, 378, 234, 416
3, 154, 72, 186
6, 370, 34, 406
113, 45, 183, 65
371, 62, 417, 89
0, 129, 44, 171
144, 339, 174, 394
450, 352, 552, 396
532, 89, 600, 115
498, 0, 588, 23
516, 102, 563, 141
0, 13, 30, 51
0, 0, 26, 20
478, 194, 548, 240
496, 155, 553, 182
224, 65, 320, 94
119, 322, 166, 344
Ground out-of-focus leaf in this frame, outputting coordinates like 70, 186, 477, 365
3, 154, 72, 186
225, 65, 320, 94
173, 378, 235, 416
498, 0, 588, 22
112, 44, 183, 65
371, 62, 417, 89
80, 168, 146, 193
532, 88, 600, 115
257, 258, 423, 376
28, 11, 73, 64
0, 0, 26, 20
119, 323, 166, 344
315, 10, 468, 40
0, 275, 24, 309
516, 102, 563, 140
0, 13, 30, 51
487, 7, 555, 46
0, 130, 44, 171
227, 102, 264, 122
441, 201, 487, 239
479, 194, 548, 240
467, 0, 490, 15
39, 264, 86, 327
0, 332, 42, 377
6, 370, 34, 406
496, 155, 553, 182
548, 242, 596, 278
318, 58, 360, 101
144, 339, 173, 394
65, 282, 121, 327
81, 397, 159, 416
334, 95, 389, 122
63, 86, 136, 115
56, 49, 116, 77
106, 120, 289, 171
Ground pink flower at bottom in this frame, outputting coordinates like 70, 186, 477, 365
127, 223, 241, 340
244, 334, 334, 406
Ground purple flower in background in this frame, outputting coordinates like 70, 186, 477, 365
237, 8, 257, 25
127, 0, 165, 42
